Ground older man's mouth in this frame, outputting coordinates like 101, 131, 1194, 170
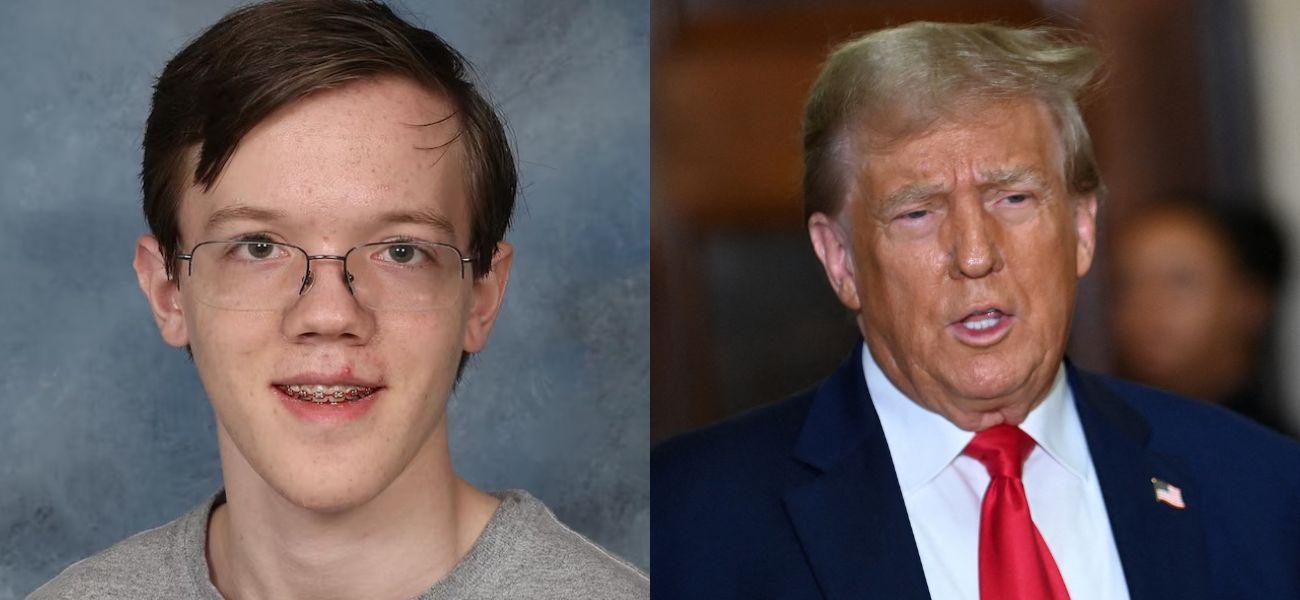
949, 308, 1014, 346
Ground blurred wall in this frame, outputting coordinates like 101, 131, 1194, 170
0, 1, 649, 596
1250, 0, 1300, 432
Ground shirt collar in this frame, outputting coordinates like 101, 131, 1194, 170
862, 341, 1090, 494
1019, 363, 1091, 482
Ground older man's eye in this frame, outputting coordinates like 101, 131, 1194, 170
1003, 193, 1030, 205
901, 209, 929, 220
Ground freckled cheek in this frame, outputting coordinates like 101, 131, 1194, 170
187, 308, 281, 391
375, 313, 463, 376
211, 312, 277, 352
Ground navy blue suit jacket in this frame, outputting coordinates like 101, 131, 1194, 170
652, 345, 1300, 599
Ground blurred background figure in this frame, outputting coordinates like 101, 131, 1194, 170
1111, 200, 1292, 434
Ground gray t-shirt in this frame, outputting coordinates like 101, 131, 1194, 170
29, 489, 648, 599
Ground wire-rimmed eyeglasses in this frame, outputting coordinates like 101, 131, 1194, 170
176, 239, 475, 312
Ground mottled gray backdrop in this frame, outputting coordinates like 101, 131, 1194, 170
0, 1, 648, 596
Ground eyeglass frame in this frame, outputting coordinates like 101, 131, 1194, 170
174, 239, 476, 299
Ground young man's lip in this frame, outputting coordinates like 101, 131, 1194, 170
272, 371, 383, 388
274, 385, 381, 422
274, 383, 380, 404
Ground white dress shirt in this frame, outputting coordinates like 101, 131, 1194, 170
863, 343, 1130, 600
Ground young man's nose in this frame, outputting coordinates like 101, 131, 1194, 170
282, 258, 375, 344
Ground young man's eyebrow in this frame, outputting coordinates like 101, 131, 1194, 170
375, 208, 457, 237
205, 205, 288, 231
204, 204, 456, 238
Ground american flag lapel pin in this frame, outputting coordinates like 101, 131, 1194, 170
1151, 477, 1186, 509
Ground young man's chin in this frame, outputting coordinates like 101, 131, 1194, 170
263, 468, 396, 515
222, 432, 407, 515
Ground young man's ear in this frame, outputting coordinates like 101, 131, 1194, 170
462, 241, 513, 354
133, 235, 190, 348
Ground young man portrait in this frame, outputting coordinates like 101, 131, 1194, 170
23, 1, 648, 598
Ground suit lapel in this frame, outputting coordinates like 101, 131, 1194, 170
1069, 366, 1213, 600
783, 346, 931, 600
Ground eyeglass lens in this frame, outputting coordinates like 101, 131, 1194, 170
184, 241, 465, 311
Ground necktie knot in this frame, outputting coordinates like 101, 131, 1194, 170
964, 424, 1036, 479
966, 424, 1070, 599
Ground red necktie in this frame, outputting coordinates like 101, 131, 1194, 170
964, 425, 1070, 600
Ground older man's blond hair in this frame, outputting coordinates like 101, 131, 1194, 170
803, 21, 1104, 220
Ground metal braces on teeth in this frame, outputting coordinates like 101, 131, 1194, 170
284, 384, 374, 405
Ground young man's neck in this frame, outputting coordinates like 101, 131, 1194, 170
206, 424, 499, 600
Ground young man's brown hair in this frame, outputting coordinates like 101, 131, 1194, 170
143, 0, 516, 280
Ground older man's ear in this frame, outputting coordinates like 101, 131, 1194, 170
808, 212, 863, 312
1074, 194, 1099, 279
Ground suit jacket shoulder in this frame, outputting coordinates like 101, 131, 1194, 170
1099, 373, 1300, 466
1075, 371, 1300, 598
653, 387, 824, 598
654, 386, 814, 498
653, 345, 930, 599
1081, 370, 1300, 500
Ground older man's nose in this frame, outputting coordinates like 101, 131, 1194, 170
946, 204, 1005, 279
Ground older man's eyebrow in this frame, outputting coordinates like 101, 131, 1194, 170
375, 208, 457, 237
880, 182, 947, 215
205, 205, 288, 231
979, 166, 1051, 189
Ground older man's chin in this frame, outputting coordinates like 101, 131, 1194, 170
935, 402, 1034, 432
919, 373, 1053, 431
